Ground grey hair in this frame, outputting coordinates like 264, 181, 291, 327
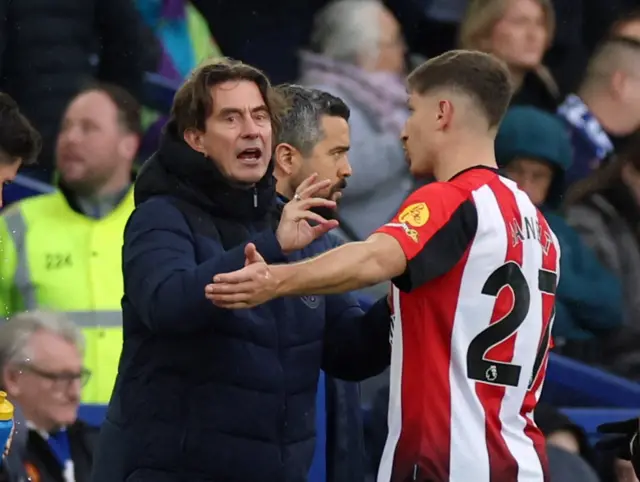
275, 84, 350, 157
0, 311, 84, 373
310, 0, 383, 65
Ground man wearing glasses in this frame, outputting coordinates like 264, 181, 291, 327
0, 311, 96, 482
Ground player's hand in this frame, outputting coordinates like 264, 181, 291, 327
206, 243, 278, 309
276, 174, 339, 253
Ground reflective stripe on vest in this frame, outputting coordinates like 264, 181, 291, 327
63, 310, 122, 327
2, 191, 133, 404
3, 207, 37, 309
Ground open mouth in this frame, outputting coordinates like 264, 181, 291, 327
237, 148, 263, 162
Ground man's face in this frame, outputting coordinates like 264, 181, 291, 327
56, 91, 133, 195
504, 158, 553, 206
617, 68, 640, 131
374, 7, 406, 75
401, 91, 440, 177
0, 158, 21, 208
488, 0, 548, 70
295, 115, 351, 201
4, 331, 84, 431
194, 80, 272, 184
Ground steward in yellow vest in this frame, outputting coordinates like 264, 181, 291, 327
0, 84, 141, 404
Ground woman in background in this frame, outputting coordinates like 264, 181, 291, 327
459, 0, 560, 111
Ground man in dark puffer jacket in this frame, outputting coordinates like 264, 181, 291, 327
0, 0, 148, 179
91, 58, 391, 482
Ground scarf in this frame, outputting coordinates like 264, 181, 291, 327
557, 94, 614, 161
299, 51, 409, 136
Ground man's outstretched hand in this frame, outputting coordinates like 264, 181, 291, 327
206, 243, 279, 309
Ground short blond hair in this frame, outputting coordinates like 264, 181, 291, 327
459, 0, 555, 51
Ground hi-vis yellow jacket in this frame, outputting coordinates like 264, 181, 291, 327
0, 189, 134, 404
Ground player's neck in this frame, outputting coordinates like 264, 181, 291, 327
433, 139, 497, 182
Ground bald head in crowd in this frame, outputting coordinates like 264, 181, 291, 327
578, 37, 640, 136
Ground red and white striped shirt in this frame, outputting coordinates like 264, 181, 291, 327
375, 166, 560, 482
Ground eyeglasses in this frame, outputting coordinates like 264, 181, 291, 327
19, 365, 91, 389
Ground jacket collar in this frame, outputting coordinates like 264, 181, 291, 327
135, 121, 277, 221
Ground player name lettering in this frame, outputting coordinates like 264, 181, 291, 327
510, 217, 552, 255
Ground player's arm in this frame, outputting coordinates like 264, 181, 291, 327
209, 184, 478, 308
274, 184, 478, 296
273, 233, 405, 296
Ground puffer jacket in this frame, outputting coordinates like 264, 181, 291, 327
90, 121, 391, 482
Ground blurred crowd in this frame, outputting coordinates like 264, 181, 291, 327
2, 0, 640, 481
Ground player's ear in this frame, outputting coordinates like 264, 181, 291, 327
274, 143, 301, 176
436, 100, 453, 130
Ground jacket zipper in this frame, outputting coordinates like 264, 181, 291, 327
253, 187, 258, 208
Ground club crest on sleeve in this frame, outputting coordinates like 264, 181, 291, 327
399, 202, 429, 227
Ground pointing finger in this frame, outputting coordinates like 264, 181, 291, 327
213, 269, 255, 284
207, 282, 255, 296
207, 282, 239, 295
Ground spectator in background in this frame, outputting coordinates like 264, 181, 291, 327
534, 404, 598, 473
300, 0, 415, 241
134, 0, 223, 159
595, 416, 640, 482
495, 106, 623, 362
557, 37, 640, 186
0, 93, 41, 205
564, 133, 640, 379
272, 84, 367, 482
459, 0, 560, 112
0, 0, 147, 182
0, 311, 97, 482
0, 84, 141, 404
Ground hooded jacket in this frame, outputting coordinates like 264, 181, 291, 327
495, 106, 623, 346
90, 121, 390, 482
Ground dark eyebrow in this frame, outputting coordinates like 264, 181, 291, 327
217, 105, 269, 117
329, 145, 349, 154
